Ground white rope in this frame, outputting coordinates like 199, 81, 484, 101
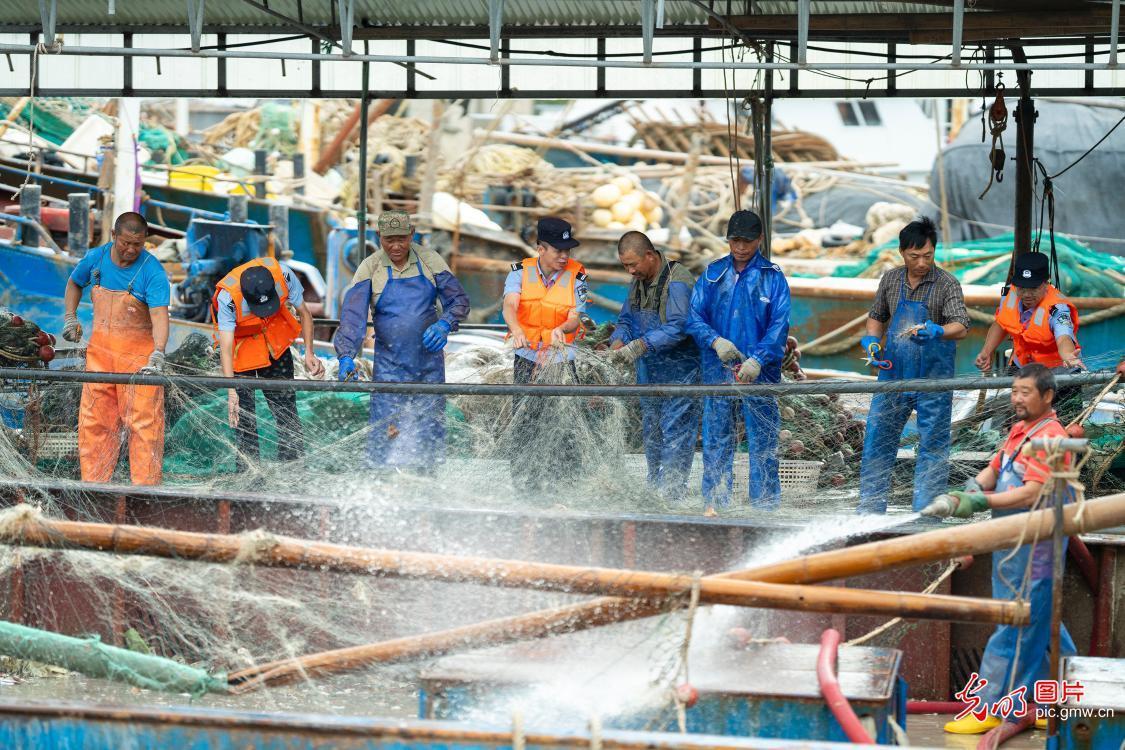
19, 41, 63, 192
845, 561, 958, 646
673, 571, 703, 734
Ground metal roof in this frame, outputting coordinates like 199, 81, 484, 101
0, 1, 1000, 35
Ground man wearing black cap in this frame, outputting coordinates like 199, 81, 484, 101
687, 209, 791, 514
213, 256, 324, 470
501, 216, 589, 493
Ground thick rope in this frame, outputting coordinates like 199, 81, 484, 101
845, 561, 958, 646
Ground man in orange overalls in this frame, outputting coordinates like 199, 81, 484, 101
62, 212, 170, 485
213, 256, 324, 470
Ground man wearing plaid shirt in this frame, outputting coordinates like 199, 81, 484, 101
857, 217, 971, 514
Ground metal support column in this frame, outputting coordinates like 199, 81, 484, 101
488, 0, 505, 63
797, 0, 810, 65
356, 46, 370, 239
228, 194, 248, 224
951, 0, 964, 66
1112, 0, 1121, 67
1011, 47, 1035, 265
38, 0, 57, 47
253, 149, 267, 199
760, 44, 775, 259
293, 153, 306, 196
67, 193, 90, 256
640, 0, 655, 65
19, 185, 41, 248
186, 0, 205, 53
336, 0, 354, 56
269, 203, 289, 258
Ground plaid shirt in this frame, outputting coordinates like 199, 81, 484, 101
869, 265, 971, 328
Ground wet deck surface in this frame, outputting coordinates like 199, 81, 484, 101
907, 713, 1044, 749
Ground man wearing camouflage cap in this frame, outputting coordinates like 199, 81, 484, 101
333, 210, 470, 470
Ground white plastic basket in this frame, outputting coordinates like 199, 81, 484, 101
32, 432, 79, 460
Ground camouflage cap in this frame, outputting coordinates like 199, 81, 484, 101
377, 210, 412, 236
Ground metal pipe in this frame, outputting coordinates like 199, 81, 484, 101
0, 43, 1122, 72
268, 203, 289, 257
952, 0, 965, 67
1112, 0, 1121, 67
253, 149, 267, 199
356, 53, 370, 238
0, 163, 101, 193
143, 197, 225, 221
0, 366, 1115, 398
228, 194, 248, 223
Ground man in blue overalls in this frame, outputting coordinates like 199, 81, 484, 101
334, 210, 470, 471
922, 364, 1076, 735
608, 231, 700, 501
687, 210, 790, 514
857, 216, 970, 513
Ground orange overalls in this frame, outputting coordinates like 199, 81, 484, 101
77, 274, 165, 485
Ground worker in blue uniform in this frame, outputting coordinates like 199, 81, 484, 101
608, 231, 700, 501
921, 364, 1075, 735
687, 210, 791, 514
333, 210, 470, 471
857, 216, 970, 513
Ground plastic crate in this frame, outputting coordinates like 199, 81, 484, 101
32, 432, 79, 460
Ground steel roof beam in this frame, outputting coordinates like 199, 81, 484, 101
38, 0, 57, 47
488, 0, 504, 63
186, 0, 205, 53
1112, 0, 1120, 66
952, 0, 964, 65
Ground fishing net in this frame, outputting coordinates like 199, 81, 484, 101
0, 303, 1122, 726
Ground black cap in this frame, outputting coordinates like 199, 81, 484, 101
536, 217, 579, 251
1011, 252, 1050, 288
726, 210, 763, 240
241, 265, 281, 317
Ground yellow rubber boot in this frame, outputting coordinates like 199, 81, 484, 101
1035, 718, 1048, 730
943, 714, 1002, 734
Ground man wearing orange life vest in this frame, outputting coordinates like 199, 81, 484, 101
213, 257, 324, 470
62, 212, 170, 485
501, 216, 589, 493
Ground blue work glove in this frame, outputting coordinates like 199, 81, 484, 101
337, 355, 357, 382
911, 320, 945, 342
422, 319, 452, 353
860, 335, 882, 359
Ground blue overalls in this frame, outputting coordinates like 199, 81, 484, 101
977, 421, 1076, 713
858, 276, 956, 513
612, 262, 701, 497
366, 262, 446, 470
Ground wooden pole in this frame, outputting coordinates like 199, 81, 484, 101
669, 133, 705, 251
0, 509, 1020, 626
226, 491, 1125, 691
0, 97, 30, 141
417, 100, 444, 233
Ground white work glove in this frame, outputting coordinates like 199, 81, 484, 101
62, 313, 83, 343
138, 350, 165, 375
736, 357, 762, 384
611, 339, 647, 365
712, 337, 744, 364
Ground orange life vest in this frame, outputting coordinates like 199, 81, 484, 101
995, 283, 1080, 368
515, 257, 586, 350
212, 257, 302, 372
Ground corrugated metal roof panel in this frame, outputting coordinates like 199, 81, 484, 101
0, 0, 963, 30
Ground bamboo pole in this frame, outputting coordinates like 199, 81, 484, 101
0, 507, 1020, 624
0, 97, 30, 141
228, 491, 1125, 691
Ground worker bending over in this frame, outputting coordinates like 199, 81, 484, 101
502, 217, 589, 494
923, 363, 1076, 735
213, 256, 323, 469
858, 217, 970, 514
975, 251, 1084, 418
608, 231, 700, 501
63, 212, 169, 485
334, 210, 470, 471
687, 210, 790, 514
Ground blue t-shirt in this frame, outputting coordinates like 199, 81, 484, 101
503, 262, 588, 362
69, 242, 171, 308
215, 263, 305, 332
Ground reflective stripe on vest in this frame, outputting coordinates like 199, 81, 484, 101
211, 258, 303, 372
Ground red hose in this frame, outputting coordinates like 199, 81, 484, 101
817, 629, 874, 744
1067, 537, 1099, 592
907, 700, 966, 715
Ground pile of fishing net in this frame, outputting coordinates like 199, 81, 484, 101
0, 310, 55, 367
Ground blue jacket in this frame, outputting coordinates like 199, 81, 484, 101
610, 259, 699, 384
687, 252, 791, 384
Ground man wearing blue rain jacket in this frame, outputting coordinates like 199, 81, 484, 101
687, 210, 791, 514
857, 216, 970, 513
333, 210, 470, 471
926, 364, 1076, 735
607, 231, 700, 500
